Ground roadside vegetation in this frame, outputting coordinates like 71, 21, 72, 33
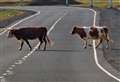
0, 9, 24, 32
0, 0, 119, 8
0, 0, 31, 6
75, 0, 120, 8
0, 9, 24, 21
0, 28, 4, 32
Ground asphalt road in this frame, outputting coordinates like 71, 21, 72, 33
0, 6, 117, 82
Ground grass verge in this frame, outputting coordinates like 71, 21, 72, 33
0, 9, 24, 22
75, 0, 120, 8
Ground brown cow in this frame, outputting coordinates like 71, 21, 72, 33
8, 27, 51, 51
71, 25, 112, 48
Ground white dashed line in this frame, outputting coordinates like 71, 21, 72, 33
0, 9, 40, 79
1, 7, 118, 82
2, 73, 7, 76
0, 10, 68, 80
8, 67, 13, 70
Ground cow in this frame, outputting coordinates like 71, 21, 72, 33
71, 25, 112, 48
8, 27, 51, 51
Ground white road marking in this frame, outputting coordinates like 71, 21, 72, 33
0, 11, 68, 80
8, 67, 13, 70
11, 65, 15, 67
2, 73, 7, 76
0, 7, 118, 81
90, 9, 120, 82
47, 12, 68, 35
0, 11, 42, 80
89, 9, 96, 27
93, 40, 120, 82
0, 11, 40, 36
0, 76, 4, 79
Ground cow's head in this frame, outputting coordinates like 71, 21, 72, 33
8, 29, 15, 38
71, 26, 78, 35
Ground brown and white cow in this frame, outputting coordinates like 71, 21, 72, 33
8, 27, 51, 51
71, 25, 112, 48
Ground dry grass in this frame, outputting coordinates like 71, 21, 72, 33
0, 9, 24, 21
0, 28, 5, 32
75, 0, 120, 8
0, 0, 31, 2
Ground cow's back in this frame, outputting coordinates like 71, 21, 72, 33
14, 27, 47, 40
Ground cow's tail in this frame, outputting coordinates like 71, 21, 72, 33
107, 33, 114, 43
46, 35, 54, 47
104, 29, 113, 43
103, 27, 113, 43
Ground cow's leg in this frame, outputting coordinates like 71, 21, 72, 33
88, 39, 93, 47
43, 37, 47, 51
19, 40, 24, 51
38, 38, 43, 49
83, 39, 87, 49
106, 39, 109, 49
105, 37, 111, 48
96, 39, 103, 48
24, 39, 32, 51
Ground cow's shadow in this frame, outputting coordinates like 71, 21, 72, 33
36, 49, 82, 52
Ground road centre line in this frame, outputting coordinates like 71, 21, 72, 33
0, 7, 118, 81
0, 11, 68, 80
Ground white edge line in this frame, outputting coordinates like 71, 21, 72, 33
93, 40, 120, 82
0, 10, 40, 36
90, 8, 120, 82
0, 9, 40, 80
0, 7, 119, 82
0, 11, 68, 79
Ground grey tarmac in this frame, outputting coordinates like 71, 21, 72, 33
0, 6, 117, 82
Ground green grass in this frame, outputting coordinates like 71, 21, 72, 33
0, 9, 24, 21
0, 0, 31, 2
0, 9, 24, 32
75, 0, 120, 8
0, 0, 31, 6
0, 28, 5, 32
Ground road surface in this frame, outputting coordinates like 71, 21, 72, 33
0, 6, 117, 82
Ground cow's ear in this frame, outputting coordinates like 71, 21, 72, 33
73, 25, 77, 29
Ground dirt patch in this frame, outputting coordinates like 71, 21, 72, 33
99, 8, 120, 72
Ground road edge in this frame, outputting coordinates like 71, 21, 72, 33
89, 8, 120, 82
0, 9, 40, 36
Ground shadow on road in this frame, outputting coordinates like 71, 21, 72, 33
36, 49, 82, 52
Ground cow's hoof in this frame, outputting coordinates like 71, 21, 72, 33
95, 46, 98, 48
83, 46, 87, 49
88, 44, 92, 47
43, 48, 46, 51
19, 48, 22, 51
106, 46, 109, 49
30, 48, 32, 51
